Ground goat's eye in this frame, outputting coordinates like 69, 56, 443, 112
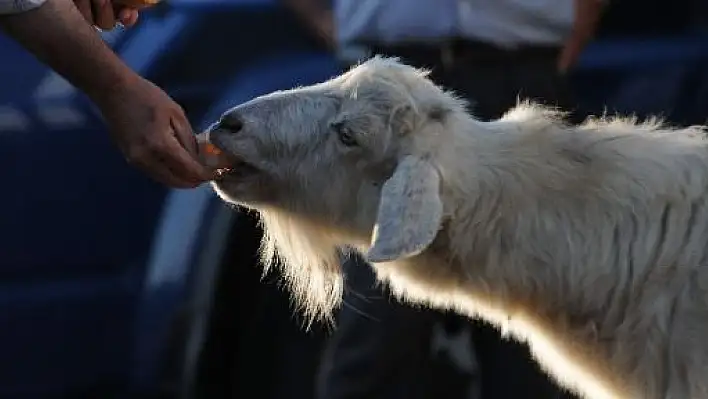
332, 122, 358, 147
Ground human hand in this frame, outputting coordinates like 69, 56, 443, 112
73, 0, 140, 30
282, 0, 335, 49
311, 9, 336, 49
95, 76, 216, 188
558, 0, 606, 74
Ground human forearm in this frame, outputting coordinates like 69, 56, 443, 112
0, 0, 214, 187
558, 0, 606, 72
0, 0, 138, 103
571, 0, 605, 42
283, 0, 329, 22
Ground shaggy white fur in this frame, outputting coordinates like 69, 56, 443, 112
208, 56, 708, 399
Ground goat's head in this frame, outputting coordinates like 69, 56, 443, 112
210, 56, 468, 261
207, 57, 466, 320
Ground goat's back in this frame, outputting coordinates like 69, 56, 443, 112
427, 112, 708, 398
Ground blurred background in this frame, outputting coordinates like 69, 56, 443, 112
0, 0, 707, 398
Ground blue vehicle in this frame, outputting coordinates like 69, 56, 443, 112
0, 0, 706, 397
0, 1, 339, 397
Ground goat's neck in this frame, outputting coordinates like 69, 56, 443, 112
431, 117, 570, 310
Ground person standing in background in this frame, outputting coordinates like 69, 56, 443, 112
283, 0, 605, 398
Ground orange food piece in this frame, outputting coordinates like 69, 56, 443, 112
196, 132, 234, 170
202, 142, 223, 156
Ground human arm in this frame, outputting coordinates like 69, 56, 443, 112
558, 0, 607, 73
282, 0, 334, 48
0, 0, 140, 102
0, 0, 214, 187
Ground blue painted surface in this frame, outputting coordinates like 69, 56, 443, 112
576, 33, 708, 71
202, 52, 341, 126
0, 0, 705, 397
572, 35, 708, 125
0, 35, 168, 399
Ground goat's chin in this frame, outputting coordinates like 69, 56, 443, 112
257, 207, 345, 327
210, 175, 272, 207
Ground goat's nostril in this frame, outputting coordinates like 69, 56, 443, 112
219, 113, 244, 133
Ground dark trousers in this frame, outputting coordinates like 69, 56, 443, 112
317, 40, 580, 399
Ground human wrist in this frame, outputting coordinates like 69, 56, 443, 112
82, 63, 143, 108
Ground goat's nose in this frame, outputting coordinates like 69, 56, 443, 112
218, 113, 244, 133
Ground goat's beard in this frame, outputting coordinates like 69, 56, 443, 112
257, 207, 345, 328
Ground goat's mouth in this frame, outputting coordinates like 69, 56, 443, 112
196, 131, 261, 180
217, 156, 260, 179
209, 143, 262, 180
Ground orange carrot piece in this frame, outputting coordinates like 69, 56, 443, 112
203, 142, 222, 156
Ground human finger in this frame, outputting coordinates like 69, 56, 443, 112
117, 7, 139, 26
170, 115, 200, 157
149, 128, 216, 183
170, 117, 218, 181
91, 0, 117, 30
128, 150, 199, 188
144, 162, 201, 188
74, 0, 95, 24
162, 137, 218, 183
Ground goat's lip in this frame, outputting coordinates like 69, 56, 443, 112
198, 131, 261, 179
210, 148, 261, 179
220, 157, 260, 178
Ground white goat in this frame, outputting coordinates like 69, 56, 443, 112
205, 56, 708, 399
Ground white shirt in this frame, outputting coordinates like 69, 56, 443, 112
0, 0, 47, 14
335, 0, 576, 49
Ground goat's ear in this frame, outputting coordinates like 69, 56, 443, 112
366, 156, 443, 263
